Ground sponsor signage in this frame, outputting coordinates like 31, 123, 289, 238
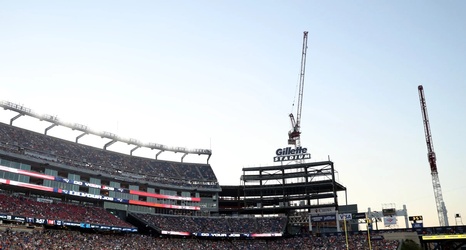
64, 221, 82, 227
0, 215, 26, 222
383, 216, 397, 226
191, 232, 281, 238
35, 218, 46, 224
371, 235, 384, 241
80, 223, 91, 228
352, 213, 367, 219
338, 213, 352, 221
61, 190, 117, 202
423, 234, 466, 240
273, 146, 311, 162
12, 216, 25, 222
311, 215, 336, 222
54, 220, 135, 231
310, 207, 336, 215
412, 223, 423, 228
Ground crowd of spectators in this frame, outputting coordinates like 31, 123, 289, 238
0, 229, 159, 250
0, 228, 401, 250
0, 193, 132, 228
0, 122, 218, 189
284, 233, 399, 250
134, 213, 288, 234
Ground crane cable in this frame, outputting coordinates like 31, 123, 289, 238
290, 73, 301, 114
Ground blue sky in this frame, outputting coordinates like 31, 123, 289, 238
1, 1, 465, 228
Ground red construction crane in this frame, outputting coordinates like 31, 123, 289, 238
418, 85, 449, 226
288, 31, 308, 146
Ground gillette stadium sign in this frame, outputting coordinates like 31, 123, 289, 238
273, 146, 311, 162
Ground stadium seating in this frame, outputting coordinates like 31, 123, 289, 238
0, 193, 131, 228
134, 213, 288, 234
0, 123, 218, 188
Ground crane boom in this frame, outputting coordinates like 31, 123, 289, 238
288, 31, 308, 146
418, 85, 449, 226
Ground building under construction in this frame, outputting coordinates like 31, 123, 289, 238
218, 160, 351, 232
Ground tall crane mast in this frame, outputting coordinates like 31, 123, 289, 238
418, 85, 449, 226
288, 31, 308, 146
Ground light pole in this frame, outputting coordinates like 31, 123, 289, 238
455, 214, 463, 226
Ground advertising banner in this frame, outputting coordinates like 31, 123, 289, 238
310, 207, 336, 215
383, 216, 397, 226
311, 215, 336, 222
352, 213, 367, 219
338, 213, 352, 221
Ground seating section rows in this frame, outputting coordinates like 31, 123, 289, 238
0, 123, 218, 188
135, 213, 288, 234
0, 193, 132, 228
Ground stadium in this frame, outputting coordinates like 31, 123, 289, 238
0, 101, 465, 250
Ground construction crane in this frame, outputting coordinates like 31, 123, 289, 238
288, 31, 308, 146
418, 85, 449, 226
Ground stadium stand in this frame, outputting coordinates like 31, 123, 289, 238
0, 193, 132, 228
0, 122, 218, 189
132, 213, 288, 234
